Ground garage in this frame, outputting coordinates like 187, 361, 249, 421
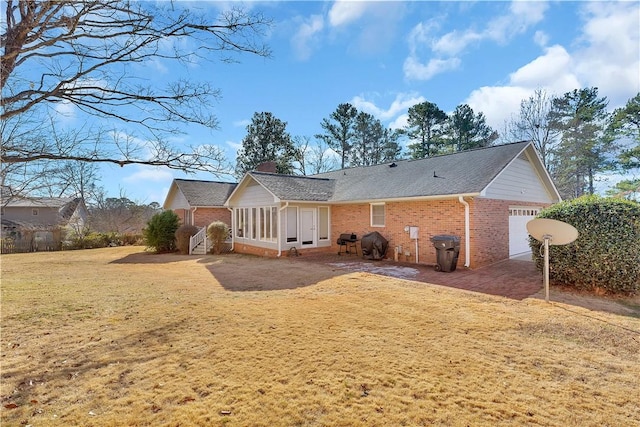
509, 207, 540, 257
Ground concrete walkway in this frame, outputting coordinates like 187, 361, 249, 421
298, 253, 542, 301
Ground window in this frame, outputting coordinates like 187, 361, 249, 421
32, 208, 39, 216
271, 207, 278, 241
251, 208, 257, 240
286, 207, 298, 243
236, 208, 249, 237
318, 207, 329, 240
370, 203, 385, 227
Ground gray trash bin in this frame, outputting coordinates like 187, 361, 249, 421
431, 235, 460, 272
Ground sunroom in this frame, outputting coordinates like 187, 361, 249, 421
225, 172, 335, 256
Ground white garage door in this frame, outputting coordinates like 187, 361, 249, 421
509, 207, 540, 257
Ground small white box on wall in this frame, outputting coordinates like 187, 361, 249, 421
409, 226, 419, 239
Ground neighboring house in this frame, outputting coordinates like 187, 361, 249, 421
163, 179, 237, 227
224, 141, 561, 268
1, 197, 88, 252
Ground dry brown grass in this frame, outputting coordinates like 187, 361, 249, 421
1, 247, 639, 427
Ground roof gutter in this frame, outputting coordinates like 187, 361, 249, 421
227, 207, 234, 252
458, 196, 471, 268
328, 192, 481, 205
277, 202, 289, 257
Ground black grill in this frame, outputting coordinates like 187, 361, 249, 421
337, 233, 358, 255
337, 233, 357, 244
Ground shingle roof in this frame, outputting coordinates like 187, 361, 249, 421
4, 197, 76, 208
249, 172, 335, 201
313, 141, 530, 201
241, 142, 531, 202
174, 179, 237, 207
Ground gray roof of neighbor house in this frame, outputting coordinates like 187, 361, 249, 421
4, 197, 84, 217
173, 179, 237, 207
313, 141, 531, 202
238, 141, 534, 203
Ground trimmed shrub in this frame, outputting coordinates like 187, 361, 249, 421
207, 221, 230, 254
176, 224, 199, 255
143, 210, 180, 253
529, 195, 640, 295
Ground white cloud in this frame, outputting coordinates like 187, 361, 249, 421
432, 30, 482, 56
533, 30, 549, 47
509, 45, 580, 93
351, 92, 425, 122
388, 113, 409, 131
464, 45, 579, 133
485, 1, 548, 44
403, 56, 461, 81
226, 139, 242, 158
54, 100, 76, 121
460, 1, 639, 135
465, 86, 532, 132
291, 14, 324, 61
328, 0, 369, 27
573, 1, 640, 107
405, 1, 549, 81
233, 119, 251, 128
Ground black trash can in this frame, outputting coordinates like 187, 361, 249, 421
430, 235, 460, 272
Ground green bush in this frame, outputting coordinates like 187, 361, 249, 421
529, 195, 640, 295
207, 221, 230, 254
175, 224, 199, 255
143, 211, 180, 253
63, 231, 112, 249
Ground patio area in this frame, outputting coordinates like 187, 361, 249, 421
295, 252, 542, 301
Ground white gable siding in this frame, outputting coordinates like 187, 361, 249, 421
165, 188, 190, 209
483, 154, 554, 203
234, 181, 277, 206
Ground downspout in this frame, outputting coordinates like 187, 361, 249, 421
191, 207, 198, 226
458, 196, 471, 268
277, 202, 289, 257
227, 207, 234, 252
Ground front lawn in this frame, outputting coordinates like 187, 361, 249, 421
1, 247, 638, 426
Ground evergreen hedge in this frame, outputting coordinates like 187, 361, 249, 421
529, 195, 640, 295
143, 211, 180, 253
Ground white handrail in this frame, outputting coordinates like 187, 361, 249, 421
189, 227, 207, 254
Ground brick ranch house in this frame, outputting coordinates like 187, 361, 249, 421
163, 179, 237, 227
222, 141, 561, 269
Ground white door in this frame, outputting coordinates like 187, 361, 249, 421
509, 207, 540, 257
300, 209, 316, 246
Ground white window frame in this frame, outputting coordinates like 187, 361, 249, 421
318, 206, 330, 241
286, 206, 298, 243
370, 203, 385, 227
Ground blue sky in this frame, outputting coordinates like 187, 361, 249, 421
96, 0, 639, 204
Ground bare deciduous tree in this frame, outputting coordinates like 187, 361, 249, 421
1, 0, 271, 197
502, 89, 558, 168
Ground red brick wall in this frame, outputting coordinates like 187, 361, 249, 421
232, 198, 551, 267
331, 200, 466, 266
172, 207, 231, 228
193, 208, 232, 228
468, 198, 509, 267
468, 198, 553, 267
174, 209, 190, 225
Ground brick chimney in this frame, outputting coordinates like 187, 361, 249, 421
255, 161, 277, 173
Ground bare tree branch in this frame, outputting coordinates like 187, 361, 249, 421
1, 0, 271, 193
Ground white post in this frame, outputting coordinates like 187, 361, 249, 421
544, 235, 550, 302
